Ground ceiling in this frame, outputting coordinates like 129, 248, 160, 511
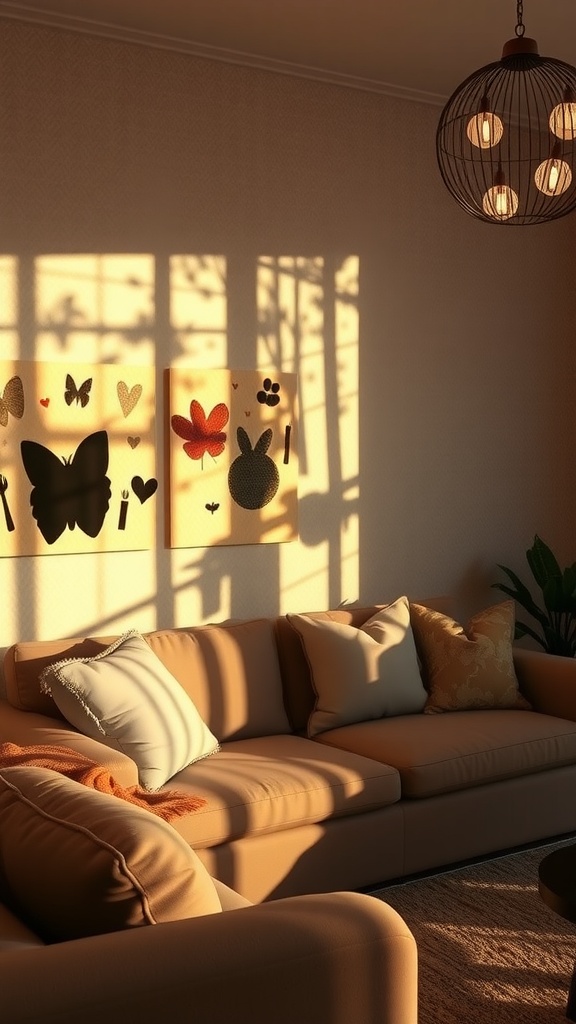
0, 0, 575, 102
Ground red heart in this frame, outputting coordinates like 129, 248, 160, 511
40, 397, 50, 407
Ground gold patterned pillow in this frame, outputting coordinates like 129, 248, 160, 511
409, 600, 531, 714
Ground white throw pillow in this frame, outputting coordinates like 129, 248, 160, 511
288, 597, 427, 737
39, 630, 220, 791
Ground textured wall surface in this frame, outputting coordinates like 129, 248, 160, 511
0, 19, 574, 649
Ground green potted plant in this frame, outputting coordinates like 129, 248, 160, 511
493, 534, 576, 657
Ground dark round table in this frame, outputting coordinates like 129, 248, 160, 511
539, 844, 576, 1022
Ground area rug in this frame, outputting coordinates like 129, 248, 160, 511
371, 839, 576, 1024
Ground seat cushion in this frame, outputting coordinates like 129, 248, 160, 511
164, 734, 401, 848
0, 766, 222, 942
314, 709, 576, 798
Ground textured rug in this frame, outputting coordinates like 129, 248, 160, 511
372, 839, 576, 1023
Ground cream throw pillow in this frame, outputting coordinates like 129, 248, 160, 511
409, 600, 530, 714
288, 597, 427, 738
0, 766, 221, 943
40, 630, 219, 791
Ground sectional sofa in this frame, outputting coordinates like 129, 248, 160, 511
2, 595, 576, 1022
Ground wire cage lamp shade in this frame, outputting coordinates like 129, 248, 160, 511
436, 4, 576, 225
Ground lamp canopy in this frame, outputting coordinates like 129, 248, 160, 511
436, 1, 576, 225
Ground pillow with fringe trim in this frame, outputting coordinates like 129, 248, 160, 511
40, 630, 219, 790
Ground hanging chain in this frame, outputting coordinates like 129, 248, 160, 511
515, 0, 525, 37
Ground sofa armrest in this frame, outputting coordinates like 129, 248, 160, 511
0, 892, 417, 1024
513, 648, 576, 720
0, 699, 138, 786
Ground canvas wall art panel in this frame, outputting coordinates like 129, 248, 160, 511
168, 368, 298, 547
0, 360, 156, 556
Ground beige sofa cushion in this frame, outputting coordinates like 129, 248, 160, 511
288, 597, 427, 737
410, 600, 530, 713
4, 618, 290, 742
0, 766, 222, 942
39, 631, 219, 791
147, 619, 291, 740
315, 708, 576, 797
162, 734, 401, 848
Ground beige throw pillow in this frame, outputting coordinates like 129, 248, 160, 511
288, 597, 427, 738
0, 766, 221, 943
410, 600, 530, 714
40, 630, 219, 791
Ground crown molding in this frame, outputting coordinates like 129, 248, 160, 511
0, 1, 446, 107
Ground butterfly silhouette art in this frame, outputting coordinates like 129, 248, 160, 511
171, 400, 229, 466
0, 376, 24, 427
64, 374, 92, 408
20, 430, 111, 544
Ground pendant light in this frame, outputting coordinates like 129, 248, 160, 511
436, 0, 576, 225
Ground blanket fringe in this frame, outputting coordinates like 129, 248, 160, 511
0, 742, 206, 822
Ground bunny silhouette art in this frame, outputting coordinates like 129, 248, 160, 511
228, 426, 279, 509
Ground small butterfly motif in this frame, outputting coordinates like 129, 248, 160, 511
205, 502, 219, 514
64, 374, 92, 408
0, 376, 24, 427
171, 400, 229, 467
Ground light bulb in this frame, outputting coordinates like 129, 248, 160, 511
482, 183, 519, 220
534, 155, 572, 195
466, 109, 503, 149
549, 101, 576, 140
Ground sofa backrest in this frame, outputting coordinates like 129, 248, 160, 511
3, 618, 291, 743
3, 598, 452, 741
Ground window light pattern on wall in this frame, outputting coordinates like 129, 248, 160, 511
436, 0, 576, 225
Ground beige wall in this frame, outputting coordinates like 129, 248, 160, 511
0, 18, 573, 645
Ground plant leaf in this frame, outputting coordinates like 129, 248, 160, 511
562, 566, 576, 608
542, 576, 567, 613
526, 534, 561, 590
492, 566, 549, 629
514, 620, 546, 649
494, 539, 576, 657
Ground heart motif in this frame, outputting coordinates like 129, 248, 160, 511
127, 436, 141, 449
131, 476, 158, 504
117, 381, 142, 418
40, 397, 50, 407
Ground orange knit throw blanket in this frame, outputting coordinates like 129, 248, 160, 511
0, 742, 206, 822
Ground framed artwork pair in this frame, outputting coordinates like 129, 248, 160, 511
0, 360, 298, 557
